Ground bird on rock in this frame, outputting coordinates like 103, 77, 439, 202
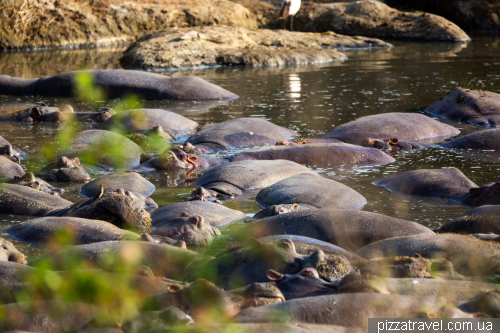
280, 0, 301, 31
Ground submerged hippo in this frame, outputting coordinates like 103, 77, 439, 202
193, 160, 316, 197
6, 217, 140, 245
229, 143, 395, 166
255, 173, 367, 210
42, 156, 91, 182
234, 208, 433, 252
0, 135, 27, 160
355, 233, 500, 277
80, 172, 155, 197
361, 137, 428, 150
0, 155, 25, 180
72, 107, 116, 123
0, 69, 238, 100
47, 188, 151, 233
438, 205, 500, 234
441, 128, 500, 150
253, 204, 299, 219
135, 148, 227, 171
374, 167, 500, 206
185, 118, 297, 152
0, 104, 74, 122
9, 172, 64, 196
425, 87, 500, 127
323, 112, 460, 145
151, 201, 245, 228
0, 237, 27, 264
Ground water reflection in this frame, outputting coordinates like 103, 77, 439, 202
284, 73, 302, 101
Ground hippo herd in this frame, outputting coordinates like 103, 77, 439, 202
2, 69, 500, 331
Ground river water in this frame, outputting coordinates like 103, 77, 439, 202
1, 35, 499, 260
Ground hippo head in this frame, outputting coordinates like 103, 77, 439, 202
91, 107, 116, 123
336, 273, 389, 294
150, 212, 220, 247
253, 204, 298, 219
47, 156, 91, 182
154, 149, 201, 170
31, 105, 74, 122
468, 183, 500, 206
0, 237, 27, 264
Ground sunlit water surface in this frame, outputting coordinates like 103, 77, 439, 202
1, 35, 500, 259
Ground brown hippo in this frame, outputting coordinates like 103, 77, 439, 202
0, 103, 74, 122
441, 128, 500, 150
253, 204, 299, 219
323, 112, 460, 145
0, 155, 25, 180
374, 167, 500, 206
185, 118, 297, 152
438, 205, 500, 234
6, 217, 141, 245
135, 148, 227, 171
361, 137, 429, 150
72, 107, 116, 123
425, 87, 500, 127
42, 156, 92, 182
355, 233, 500, 277
0, 70, 239, 100
233, 208, 434, 252
0, 237, 27, 264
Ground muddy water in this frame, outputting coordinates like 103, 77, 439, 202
1, 35, 500, 260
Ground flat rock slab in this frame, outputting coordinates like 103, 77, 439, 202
80, 172, 155, 197
231, 143, 395, 166
121, 26, 391, 69
425, 87, 500, 127
103, 108, 198, 136
355, 233, 500, 277
234, 208, 433, 252
438, 205, 500, 235
441, 129, 500, 150
194, 160, 317, 196
323, 113, 460, 145
256, 173, 366, 210
7, 217, 140, 244
63, 129, 144, 169
0, 184, 72, 216
151, 201, 245, 228
186, 118, 297, 152
0, 155, 24, 181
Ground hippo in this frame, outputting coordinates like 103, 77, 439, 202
60, 129, 144, 170
47, 188, 151, 233
438, 205, 500, 234
81, 172, 155, 197
361, 137, 429, 150
253, 204, 299, 219
374, 167, 500, 206
135, 148, 227, 171
425, 87, 500, 127
322, 112, 460, 145
193, 160, 316, 197
103, 108, 198, 137
0, 135, 27, 160
6, 217, 141, 245
0, 103, 74, 122
441, 128, 500, 150
42, 156, 92, 182
72, 107, 116, 123
0, 261, 36, 284
121, 308, 194, 333
0, 69, 238, 100
235, 294, 471, 327
233, 208, 434, 252
197, 238, 332, 289
185, 118, 297, 152
158, 323, 364, 333
0, 155, 25, 180
230, 143, 395, 166
355, 233, 500, 277
127, 125, 175, 152
31, 241, 211, 279
255, 173, 367, 210
460, 292, 500, 318
149, 213, 221, 247
0, 237, 27, 264
0, 184, 72, 216
151, 201, 245, 229
9, 172, 64, 196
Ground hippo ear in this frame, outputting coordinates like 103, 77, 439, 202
166, 283, 185, 293
73, 157, 80, 165
469, 187, 484, 197
266, 269, 285, 282
291, 204, 299, 212
187, 156, 198, 163
31, 107, 42, 119
360, 138, 375, 147
180, 212, 190, 217
278, 238, 296, 252
189, 216, 205, 229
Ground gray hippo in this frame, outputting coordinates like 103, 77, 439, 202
6, 216, 140, 245
438, 205, 500, 234
72, 107, 116, 123
253, 204, 299, 219
103, 108, 198, 137
135, 148, 227, 171
149, 213, 221, 247
255, 173, 367, 210
47, 188, 151, 233
0, 184, 72, 216
0, 237, 27, 264
0, 103, 74, 122
441, 128, 500, 150
425, 87, 500, 127
193, 160, 316, 197
374, 167, 500, 206
234, 208, 433, 252
229, 143, 395, 165
0, 69, 238, 100
322, 112, 460, 145
235, 294, 471, 327
185, 118, 297, 152
355, 233, 500, 277
42, 156, 92, 182
361, 137, 428, 150
151, 201, 244, 228
81, 172, 155, 197
0, 135, 27, 160
0, 155, 25, 180
9, 172, 64, 196
460, 292, 500, 318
